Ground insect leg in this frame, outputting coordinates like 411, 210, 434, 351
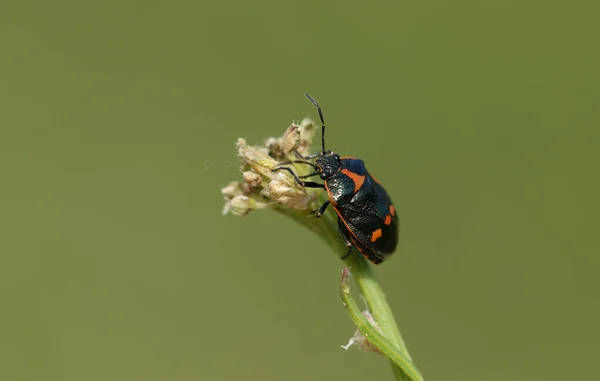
277, 160, 318, 170
299, 172, 320, 179
337, 218, 354, 259
315, 200, 330, 217
274, 159, 320, 179
272, 167, 324, 188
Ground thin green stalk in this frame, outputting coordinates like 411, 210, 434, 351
340, 267, 424, 381
277, 194, 424, 381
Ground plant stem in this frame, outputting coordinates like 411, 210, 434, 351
340, 267, 423, 381
345, 255, 413, 380
276, 192, 423, 381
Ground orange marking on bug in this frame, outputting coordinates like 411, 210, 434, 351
351, 235, 373, 260
389, 205, 396, 217
341, 169, 366, 192
370, 229, 383, 242
384, 215, 392, 225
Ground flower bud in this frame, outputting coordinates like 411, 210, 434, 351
237, 138, 279, 178
297, 118, 317, 155
221, 181, 243, 199
280, 125, 301, 153
243, 171, 262, 188
267, 124, 301, 160
229, 195, 267, 216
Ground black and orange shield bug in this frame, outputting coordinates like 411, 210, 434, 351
273, 94, 399, 264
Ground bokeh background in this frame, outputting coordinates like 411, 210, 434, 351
2, 1, 599, 380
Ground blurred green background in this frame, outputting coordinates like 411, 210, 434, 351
1, 1, 599, 380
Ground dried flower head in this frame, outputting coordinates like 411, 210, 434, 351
221, 119, 320, 216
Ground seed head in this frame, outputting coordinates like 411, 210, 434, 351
221, 119, 320, 216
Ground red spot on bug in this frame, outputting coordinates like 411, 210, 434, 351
389, 205, 396, 217
370, 229, 383, 242
341, 169, 366, 192
384, 215, 392, 225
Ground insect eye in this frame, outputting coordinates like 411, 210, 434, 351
320, 172, 328, 180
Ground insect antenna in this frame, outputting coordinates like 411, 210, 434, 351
305, 93, 326, 152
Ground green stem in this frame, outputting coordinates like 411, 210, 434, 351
275, 191, 423, 381
340, 267, 424, 381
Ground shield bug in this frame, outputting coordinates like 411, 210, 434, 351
273, 94, 399, 264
